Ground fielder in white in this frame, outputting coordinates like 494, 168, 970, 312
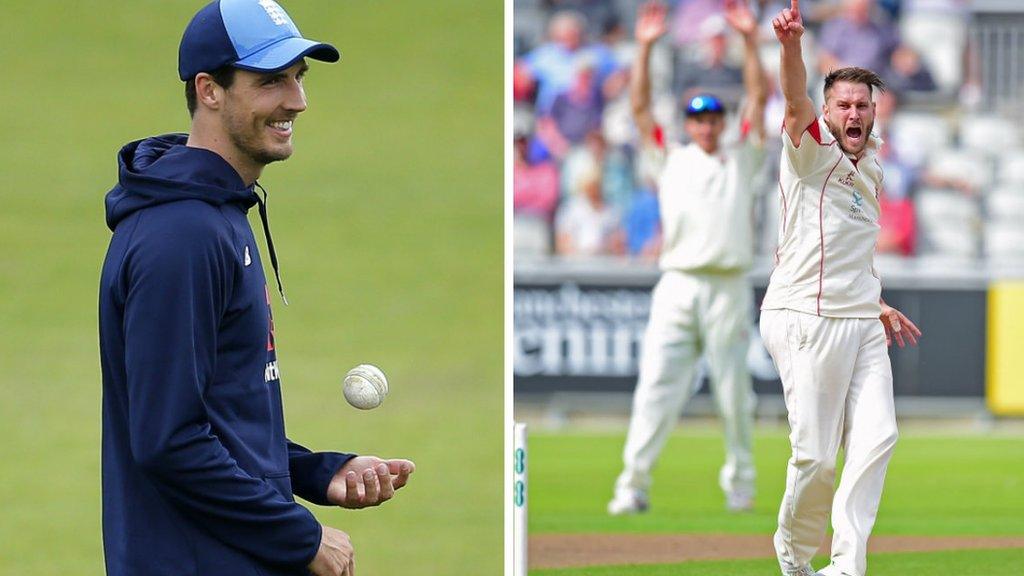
609, 0, 768, 516
762, 2, 922, 575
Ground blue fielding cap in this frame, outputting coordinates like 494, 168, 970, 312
684, 94, 725, 116
178, 0, 339, 81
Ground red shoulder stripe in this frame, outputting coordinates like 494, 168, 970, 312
807, 118, 823, 145
652, 124, 665, 149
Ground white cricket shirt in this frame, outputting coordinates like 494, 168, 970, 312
653, 129, 766, 274
761, 117, 883, 318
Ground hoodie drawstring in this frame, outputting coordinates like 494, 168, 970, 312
254, 182, 289, 306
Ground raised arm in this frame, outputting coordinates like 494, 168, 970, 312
631, 2, 668, 145
771, 0, 816, 145
724, 0, 769, 142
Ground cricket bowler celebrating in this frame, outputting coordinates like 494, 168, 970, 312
761, 1, 921, 575
98, 2, 413, 575
608, 0, 768, 516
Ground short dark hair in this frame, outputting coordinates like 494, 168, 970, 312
184, 66, 237, 117
823, 67, 885, 100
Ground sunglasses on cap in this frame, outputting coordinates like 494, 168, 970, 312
685, 95, 725, 116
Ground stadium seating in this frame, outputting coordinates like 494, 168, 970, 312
998, 150, 1024, 185
927, 148, 994, 191
889, 111, 953, 167
985, 222, 1024, 261
961, 115, 1022, 157
915, 188, 980, 258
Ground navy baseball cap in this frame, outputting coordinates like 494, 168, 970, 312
684, 94, 725, 116
178, 0, 339, 82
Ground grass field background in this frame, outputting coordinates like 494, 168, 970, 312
527, 428, 1024, 575
0, 1, 502, 574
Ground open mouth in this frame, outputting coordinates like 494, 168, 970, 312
845, 126, 863, 142
267, 120, 293, 137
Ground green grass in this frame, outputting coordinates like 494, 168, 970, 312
531, 548, 1024, 575
0, 1, 501, 574
527, 429, 1024, 574
529, 429, 1024, 535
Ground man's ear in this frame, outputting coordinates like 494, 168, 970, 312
194, 73, 224, 112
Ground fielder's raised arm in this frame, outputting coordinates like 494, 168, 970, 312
772, 0, 815, 145
724, 0, 769, 143
630, 1, 668, 146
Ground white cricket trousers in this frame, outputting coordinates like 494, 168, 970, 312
615, 270, 756, 499
760, 309, 898, 576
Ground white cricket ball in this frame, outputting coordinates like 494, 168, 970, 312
343, 364, 388, 410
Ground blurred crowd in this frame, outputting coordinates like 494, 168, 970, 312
513, 0, 1024, 263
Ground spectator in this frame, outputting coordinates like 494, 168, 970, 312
670, 0, 724, 46
556, 166, 623, 255
592, 15, 638, 148
877, 190, 917, 256
886, 43, 937, 93
873, 88, 926, 169
675, 15, 744, 106
561, 129, 605, 198
589, 14, 630, 95
626, 183, 661, 259
513, 60, 537, 103
875, 90, 975, 196
519, 11, 589, 113
547, 57, 605, 146
514, 135, 560, 222
544, 0, 615, 40
818, 0, 899, 76
563, 130, 636, 214
874, 92, 919, 255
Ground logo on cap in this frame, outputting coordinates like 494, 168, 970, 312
257, 0, 288, 25
685, 94, 724, 116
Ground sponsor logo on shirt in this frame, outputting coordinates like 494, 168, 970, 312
264, 360, 280, 382
848, 190, 872, 223
837, 171, 872, 223
264, 286, 279, 382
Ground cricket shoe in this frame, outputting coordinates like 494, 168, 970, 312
781, 566, 818, 576
607, 490, 649, 515
725, 490, 754, 512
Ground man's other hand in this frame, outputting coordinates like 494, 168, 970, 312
326, 456, 415, 509
308, 526, 354, 576
880, 304, 922, 348
724, 0, 758, 38
635, 2, 668, 46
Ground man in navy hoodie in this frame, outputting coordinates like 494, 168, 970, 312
99, 2, 414, 575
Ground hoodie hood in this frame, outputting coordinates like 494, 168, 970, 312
105, 133, 257, 230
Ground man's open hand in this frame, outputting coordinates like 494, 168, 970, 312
326, 456, 415, 509
880, 303, 921, 348
635, 2, 668, 46
724, 0, 758, 38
